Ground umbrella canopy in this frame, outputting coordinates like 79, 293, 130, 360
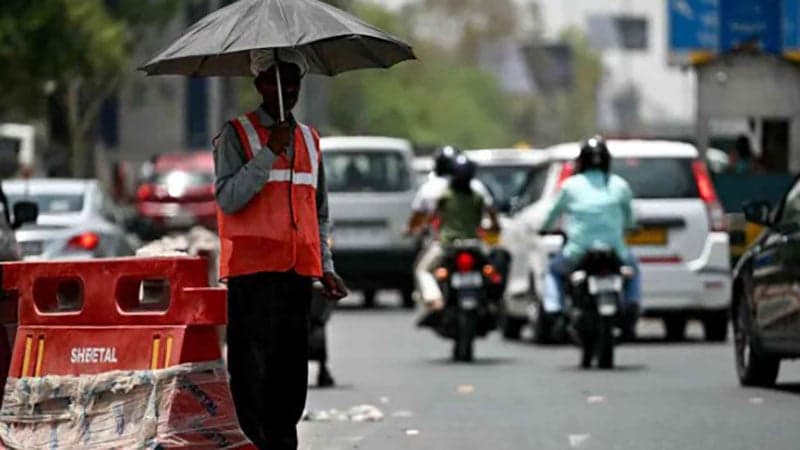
139, 0, 415, 77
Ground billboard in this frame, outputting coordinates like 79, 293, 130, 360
785, 0, 800, 57
668, 0, 800, 64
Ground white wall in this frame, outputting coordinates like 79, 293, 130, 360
537, 0, 696, 130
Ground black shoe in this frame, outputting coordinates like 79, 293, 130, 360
317, 365, 335, 388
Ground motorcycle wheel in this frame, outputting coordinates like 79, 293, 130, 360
454, 311, 476, 362
596, 316, 615, 369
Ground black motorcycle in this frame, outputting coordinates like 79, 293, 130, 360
567, 247, 633, 369
423, 240, 501, 362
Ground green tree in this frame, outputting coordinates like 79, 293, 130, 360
0, 0, 180, 176
325, 1, 523, 150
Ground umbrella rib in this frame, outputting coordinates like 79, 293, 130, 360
220, 1, 255, 53
193, 55, 210, 77
355, 37, 392, 70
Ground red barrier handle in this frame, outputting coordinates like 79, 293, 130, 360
1, 257, 226, 326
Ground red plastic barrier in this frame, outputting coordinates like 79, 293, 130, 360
0, 256, 254, 449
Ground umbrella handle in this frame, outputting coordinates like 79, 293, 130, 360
275, 49, 285, 122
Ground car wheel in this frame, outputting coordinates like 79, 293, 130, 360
502, 316, 524, 340
362, 289, 376, 308
735, 300, 780, 387
702, 311, 729, 342
663, 316, 687, 342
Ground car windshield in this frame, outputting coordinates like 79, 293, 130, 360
476, 165, 546, 213
6, 192, 84, 214
611, 158, 699, 199
324, 151, 411, 193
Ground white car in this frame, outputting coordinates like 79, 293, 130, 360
4, 179, 138, 260
512, 140, 731, 341
321, 136, 418, 308
468, 149, 551, 339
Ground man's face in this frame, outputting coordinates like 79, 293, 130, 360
255, 62, 302, 120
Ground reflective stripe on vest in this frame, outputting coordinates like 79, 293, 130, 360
232, 117, 319, 189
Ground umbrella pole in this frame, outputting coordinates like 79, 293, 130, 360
275, 49, 285, 122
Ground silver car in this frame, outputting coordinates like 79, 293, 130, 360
3, 179, 137, 260
321, 136, 418, 308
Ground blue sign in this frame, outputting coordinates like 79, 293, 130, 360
720, 0, 782, 53
784, 0, 800, 51
669, 0, 720, 53
668, 0, 800, 62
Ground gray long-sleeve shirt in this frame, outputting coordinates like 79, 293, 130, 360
213, 107, 334, 273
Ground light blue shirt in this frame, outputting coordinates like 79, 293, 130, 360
543, 170, 635, 260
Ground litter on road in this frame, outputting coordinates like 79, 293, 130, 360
303, 405, 385, 423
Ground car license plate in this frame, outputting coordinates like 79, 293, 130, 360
597, 295, 618, 316
588, 275, 622, 295
451, 272, 483, 289
459, 296, 479, 309
626, 227, 667, 246
20, 241, 43, 256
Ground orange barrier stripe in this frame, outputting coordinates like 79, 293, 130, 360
21, 336, 32, 377
151, 336, 161, 370
164, 336, 173, 368
34, 337, 45, 377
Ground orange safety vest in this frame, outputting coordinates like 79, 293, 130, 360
216, 111, 322, 279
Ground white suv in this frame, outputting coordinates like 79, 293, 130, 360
508, 140, 732, 341
321, 136, 418, 308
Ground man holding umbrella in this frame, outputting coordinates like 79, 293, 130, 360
140, 2, 415, 447
213, 48, 348, 449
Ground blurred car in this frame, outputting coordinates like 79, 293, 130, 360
322, 136, 417, 308
135, 151, 216, 237
413, 156, 434, 187
3, 179, 136, 260
731, 177, 800, 387
528, 140, 732, 342
468, 149, 551, 339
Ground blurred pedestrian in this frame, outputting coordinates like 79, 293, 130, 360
729, 135, 754, 174
214, 49, 348, 450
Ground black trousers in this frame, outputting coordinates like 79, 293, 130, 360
227, 271, 311, 450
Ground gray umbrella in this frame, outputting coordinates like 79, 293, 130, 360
139, 0, 415, 77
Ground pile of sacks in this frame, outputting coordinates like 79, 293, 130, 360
136, 227, 220, 286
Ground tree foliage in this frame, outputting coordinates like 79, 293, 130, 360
0, 0, 180, 175
326, 1, 525, 151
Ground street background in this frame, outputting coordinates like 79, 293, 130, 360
2, 1, 800, 449
301, 294, 800, 450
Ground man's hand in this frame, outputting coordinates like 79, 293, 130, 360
321, 272, 349, 301
267, 121, 292, 155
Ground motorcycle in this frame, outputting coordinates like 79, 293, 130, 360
567, 246, 634, 369
426, 240, 502, 362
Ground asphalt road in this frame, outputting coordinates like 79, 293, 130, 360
300, 294, 800, 450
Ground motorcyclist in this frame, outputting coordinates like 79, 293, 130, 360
407, 146, 494, 308
541, 136, 641, 339
416, 154, 500, 310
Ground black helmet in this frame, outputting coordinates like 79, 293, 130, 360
450, 154, 476, 192
433, 145, 461, 176
576, 135, 611, 173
